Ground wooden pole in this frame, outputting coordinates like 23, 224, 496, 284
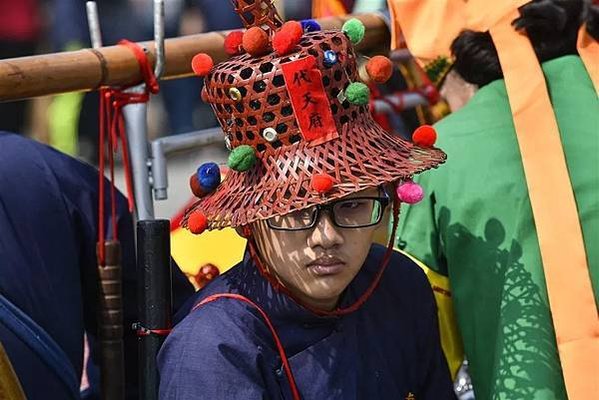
0, 14, 389, 102
0, 341, 26, 400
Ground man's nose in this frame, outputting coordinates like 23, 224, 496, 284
307, 211, 344, 249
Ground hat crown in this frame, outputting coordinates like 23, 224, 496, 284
231, 0, 283, 35
203, 30, 369, 156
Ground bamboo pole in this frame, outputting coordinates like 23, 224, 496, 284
0, 341, 26, 400
0, 14, 389, 102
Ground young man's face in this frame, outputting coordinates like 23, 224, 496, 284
251, 188, 384, 310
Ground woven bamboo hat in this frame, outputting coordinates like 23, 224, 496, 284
183, 0, 446, 233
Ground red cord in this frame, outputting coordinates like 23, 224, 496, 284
135, 327, 172, 337
193, 294, 302, 400
97, 40, 159, 265
118, 39, 159, 95
97, 91, 107, 264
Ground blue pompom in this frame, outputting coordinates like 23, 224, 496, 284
196, 162, 221, 192
301, 19, 321, 32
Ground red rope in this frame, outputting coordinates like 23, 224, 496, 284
193, 293, 302, 400
98, 91, 107, 264
135, 327, 172, 337
97, 39, 159, 265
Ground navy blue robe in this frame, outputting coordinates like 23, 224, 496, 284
158, 244, 455, 399
0, 132, 194, 399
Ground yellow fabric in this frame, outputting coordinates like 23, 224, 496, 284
387, 0, 528, 66
312, 0, 348, 18
387, 0, 465, 66
48, 41, 85, 156
0, 341, 26, 400
48, 91, 84, 156
465, 0, 529, 33
490, 11, 599, 399
577, 25, 599, 95
171, 226, 245, 285
396, 249, 464, 380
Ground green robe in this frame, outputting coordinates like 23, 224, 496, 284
396, 55, 599, 400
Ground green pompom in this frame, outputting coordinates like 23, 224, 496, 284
342, 18, 365, 45
345, 82, 370, 105
227, 145, 257, 172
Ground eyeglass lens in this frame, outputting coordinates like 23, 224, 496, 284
268, 198, 383, 229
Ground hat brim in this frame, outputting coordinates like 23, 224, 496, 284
184, 115, 445, 230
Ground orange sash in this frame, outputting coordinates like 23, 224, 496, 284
490, 12, 599, 399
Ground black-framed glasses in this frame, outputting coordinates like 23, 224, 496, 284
266, 194, 390, 231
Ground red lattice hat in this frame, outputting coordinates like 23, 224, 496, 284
184, 0, 446, 233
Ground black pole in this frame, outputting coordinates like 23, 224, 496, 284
136, 220, 172, 400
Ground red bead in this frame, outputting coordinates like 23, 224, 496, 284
188, 211, 209, 234
242, 27, 270, 56
366, 55, 393, 84
273, 21, 303, 56
189, 174, 207, 198
193, 263, 220, 288
191, 53, 213, 77
224, 31, 244, 56
311, 173, 335, 194
199, 264, 220, 281
412, 125, 437, 147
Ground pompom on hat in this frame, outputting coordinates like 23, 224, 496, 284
224, 31, 245, 56
183, 0, 446, 232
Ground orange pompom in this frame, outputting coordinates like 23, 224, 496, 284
273, 21, 303, 56
188, 211, 208, 234
224, 31, 244, 56
412, 125, 437, 147
242, 27, 270, 56
311, 173, 335, 194
366, 55, 393, 84
191, 53, 213, 77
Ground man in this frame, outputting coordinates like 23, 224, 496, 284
158, 1, 455, 398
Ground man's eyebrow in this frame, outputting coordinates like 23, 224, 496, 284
344, 191, 379, 199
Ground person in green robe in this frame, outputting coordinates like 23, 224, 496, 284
396, 1, 599, 399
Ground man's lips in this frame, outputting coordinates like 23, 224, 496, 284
307, 256, 346, 275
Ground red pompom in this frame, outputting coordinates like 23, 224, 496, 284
366, 55, 393, 84
224, 31, 244, 56
311, 173, 335, 194
273, 21, 303, 56
242, 27, 270, 56
412, 125, 437, 147
189, 174, 207, 197
188, 211, 209, 234
191, 53, 213, 77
